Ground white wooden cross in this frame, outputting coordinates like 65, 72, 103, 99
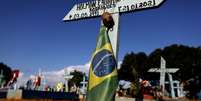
63, 0, 165, 60
63, 68, 73, 92
40, 70, 47, 91
38, 68, 45, 91
165, 74, 185, 98
80, 73, 88, 94
0, 70, 4, 88
148, 57, 179, 97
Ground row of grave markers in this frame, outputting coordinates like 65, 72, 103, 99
0, 58, 184, 98
62, 56, 185, 97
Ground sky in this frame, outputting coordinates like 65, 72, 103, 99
0, 0, 201, 85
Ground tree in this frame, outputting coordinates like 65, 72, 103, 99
0, 63, 12, 87
118, 52, 138, 82
68, 70, 84, 87
118, 52, 148, 81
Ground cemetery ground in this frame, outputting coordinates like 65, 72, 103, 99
0, 99, 78, 101
0, 96, 200, 101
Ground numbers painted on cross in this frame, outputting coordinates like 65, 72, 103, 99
118, 0, 154, 12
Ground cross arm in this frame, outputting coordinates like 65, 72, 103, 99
63, 0, 165, 21
148, 68, 179, 73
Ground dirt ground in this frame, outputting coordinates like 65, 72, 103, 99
0, 99, 79, 101
0, 97, 200, 101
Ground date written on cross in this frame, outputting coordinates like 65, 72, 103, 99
63, 0, 164, 21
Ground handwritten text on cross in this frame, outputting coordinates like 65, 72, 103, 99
63, 0, 164, 21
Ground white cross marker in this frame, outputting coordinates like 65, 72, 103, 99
80, 73, 88, 94
148, 57, 179, 97
64, 68, 73, 92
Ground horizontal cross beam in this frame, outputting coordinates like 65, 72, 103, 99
63, 0, 165, 21
148, 68, 179, 73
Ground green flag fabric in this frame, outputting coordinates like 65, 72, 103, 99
86, 26, 118, 101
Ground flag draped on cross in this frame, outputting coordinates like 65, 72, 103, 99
86, 26, 118, 101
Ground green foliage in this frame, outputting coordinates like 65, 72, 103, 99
68, 70, 84, 87
118, 52, 148, 81
119, 44, 201, 81
0, 63, 12, 86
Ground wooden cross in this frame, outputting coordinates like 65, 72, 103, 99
63, 0, 165, 60
148, 57, 179, 97
80, 73, 88, 94
0, 70, 4, 88
63, 68, 73, 92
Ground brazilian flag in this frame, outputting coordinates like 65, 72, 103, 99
86, 26, 118, 101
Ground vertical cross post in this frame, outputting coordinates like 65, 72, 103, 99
160, 57, 166, 95
38, 68, 43, 91
108, 13, 120, 60
80, 73, 88, 94
64, 68, 73, 92
168, 73, 175, 98
0, 70, 5, 88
